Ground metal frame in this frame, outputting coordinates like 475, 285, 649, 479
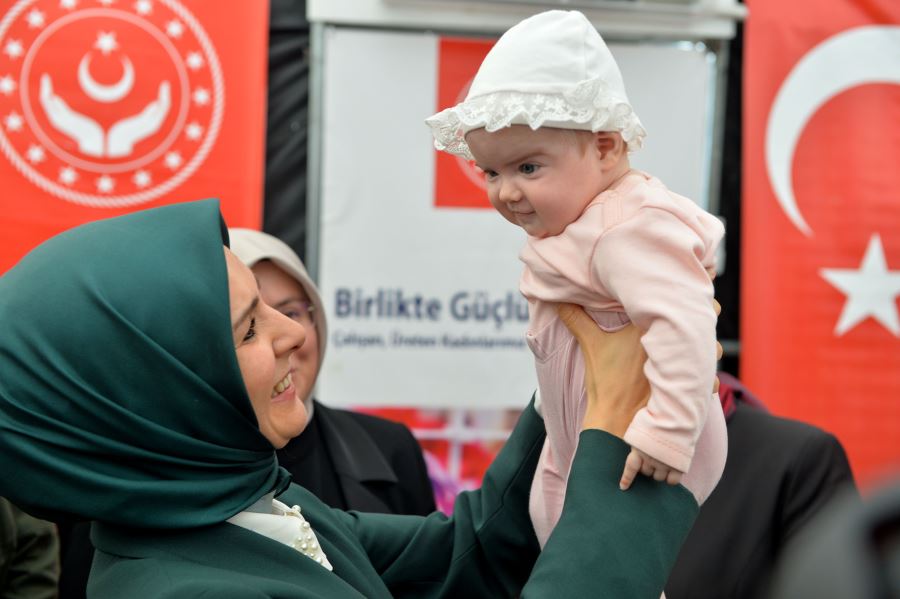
305, 22, 326, 283
309, 0, 745, 40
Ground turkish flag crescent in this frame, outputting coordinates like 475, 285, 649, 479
0, 0, 269, 273
743, 0, 900, 487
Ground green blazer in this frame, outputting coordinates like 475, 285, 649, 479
89, 407, 697, 599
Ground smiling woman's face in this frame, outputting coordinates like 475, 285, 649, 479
251, 260, 319, 406
224, 248, 308, 448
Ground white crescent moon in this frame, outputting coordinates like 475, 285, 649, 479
765, 25, 900, 237
77, 53, 135, 104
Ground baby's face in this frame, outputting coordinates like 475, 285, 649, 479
467, 125, 609, 238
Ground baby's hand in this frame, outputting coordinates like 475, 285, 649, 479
620, 448, 683, 490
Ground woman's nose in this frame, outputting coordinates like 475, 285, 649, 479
276, 310, 306, 355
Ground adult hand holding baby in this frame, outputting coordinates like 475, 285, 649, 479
557, 303, 650, 437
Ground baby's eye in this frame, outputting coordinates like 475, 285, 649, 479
242, 317, 257, 342
519, 163, 538, 175
482, 169, 498, 180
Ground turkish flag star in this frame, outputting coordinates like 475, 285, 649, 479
820, 234, 900, 337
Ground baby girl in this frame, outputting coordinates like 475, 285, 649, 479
427, 9, 727, 547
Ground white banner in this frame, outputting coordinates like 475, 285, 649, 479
318, 27, 715, 408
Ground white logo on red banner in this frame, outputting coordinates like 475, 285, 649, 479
0, 0, 223, 207
765, 25, 900, 337
820, 234, 900, 336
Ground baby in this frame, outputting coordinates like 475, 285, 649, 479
427, 10, 727, 548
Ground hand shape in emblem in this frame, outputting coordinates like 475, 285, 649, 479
40, 74, 104, 157
107, 82, 171, 158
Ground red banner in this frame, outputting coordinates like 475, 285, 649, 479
743, 0, 900, 487
433, 37, 493, 210
0, 0, 269, 273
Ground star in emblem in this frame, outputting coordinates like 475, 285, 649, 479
60, 0, 78, 9
185, 122, 203, 141
59, 167, 78, 186
26, 9, 46, 29
4, 40, 24, 60
134, 0, 152, 15
192, 88, 210, 106
165, 20, 184, 39
186, 52, 204, 70
94, 32, 119, 55
820, 233, 900, 337
0, 75, 16, 95
164, 151, 182, 170
96, 175, 115, 193
133, 170, 151, 187
26, 144, 46, 164
4, 112, 23, 132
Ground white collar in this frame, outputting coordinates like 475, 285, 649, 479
228, 497, 333, 571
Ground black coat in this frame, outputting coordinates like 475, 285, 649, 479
277, 400, 436, 516
665, 402, 857, 599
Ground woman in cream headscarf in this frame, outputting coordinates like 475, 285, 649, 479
229, 228, 436, 516
0, 200, 698, 598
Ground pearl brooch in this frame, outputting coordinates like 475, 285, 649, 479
284, 504, 332, 571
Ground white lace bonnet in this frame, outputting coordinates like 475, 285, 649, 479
425, 10, 646, 160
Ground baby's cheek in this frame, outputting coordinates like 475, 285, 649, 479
535, 196, 582, 235
486, 193, 504, 213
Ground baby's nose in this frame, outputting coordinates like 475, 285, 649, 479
499, 180, 522, 203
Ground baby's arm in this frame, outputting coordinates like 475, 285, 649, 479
619, 285, 723, 491
591, 204, 723, 483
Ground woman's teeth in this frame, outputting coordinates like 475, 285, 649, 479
272, 372, 292, 397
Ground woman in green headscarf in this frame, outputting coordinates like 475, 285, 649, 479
0, 200, 698, 598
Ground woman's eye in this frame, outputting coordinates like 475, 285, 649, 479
242, 318, 256, 342
519, 163, 537, 175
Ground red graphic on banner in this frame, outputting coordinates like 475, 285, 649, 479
433, 37, 494, 210
0, 0, 269, 273
743, 0, 900, 487
361, 406, 516, 514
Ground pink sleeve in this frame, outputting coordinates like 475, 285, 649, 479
591, 206, 721, 472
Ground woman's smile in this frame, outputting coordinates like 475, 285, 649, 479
271, 371, 294, 400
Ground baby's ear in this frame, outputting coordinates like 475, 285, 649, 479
593, 131, 626, 162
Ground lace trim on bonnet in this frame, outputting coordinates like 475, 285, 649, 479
426, 77, 647, 161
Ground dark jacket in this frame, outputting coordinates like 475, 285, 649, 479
0, 498, 59, 599
665, 401, 857, 599
278, 400, 436, 515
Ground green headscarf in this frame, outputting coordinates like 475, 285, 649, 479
0, 200, 290, 528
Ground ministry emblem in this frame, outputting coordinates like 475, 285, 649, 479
0, 0, 223, 207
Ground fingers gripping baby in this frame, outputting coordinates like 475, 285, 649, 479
427, 9, 727, 548
621, 448, 683, 490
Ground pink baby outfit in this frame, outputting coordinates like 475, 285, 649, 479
523, 171, 728, 548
